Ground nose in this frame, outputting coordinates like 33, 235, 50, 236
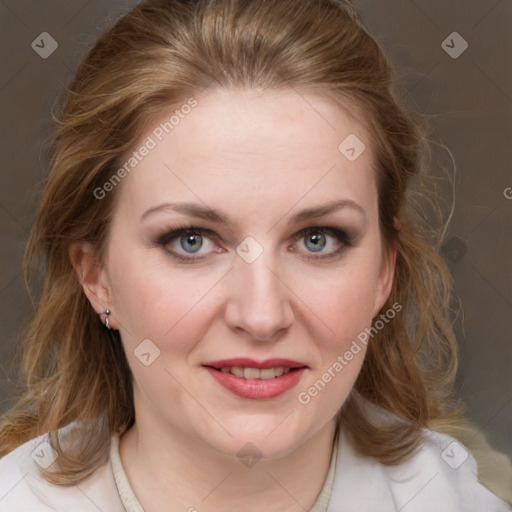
224, 251, 294, 342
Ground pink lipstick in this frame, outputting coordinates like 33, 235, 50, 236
203, 358, 307, 400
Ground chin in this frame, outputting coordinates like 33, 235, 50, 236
198, 417, 311, 462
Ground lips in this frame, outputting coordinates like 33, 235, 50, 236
202, 358, 308, 399
203, 358, 307, 370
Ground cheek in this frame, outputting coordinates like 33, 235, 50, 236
294, 260, 381, 348
294, 266, 377, 412
108, 250, 220, 349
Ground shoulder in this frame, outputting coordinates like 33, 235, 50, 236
0, 425, 124, 512
328, 427, 512, 512
386, 429, 511, 511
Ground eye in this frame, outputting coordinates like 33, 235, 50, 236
156, 226, 219, 262
292, 226, 352, 260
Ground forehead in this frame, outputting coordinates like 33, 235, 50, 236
113, 87, 378, 223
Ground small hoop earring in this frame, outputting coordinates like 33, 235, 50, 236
99, 309, 111, 329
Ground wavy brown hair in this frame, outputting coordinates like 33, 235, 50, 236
0, 0, 485, 487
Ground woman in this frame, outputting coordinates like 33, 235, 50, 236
0, 0, 510, 510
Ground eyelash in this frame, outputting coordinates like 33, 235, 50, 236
155, 223, 354, 263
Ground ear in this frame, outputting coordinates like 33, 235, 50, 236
69, 242, 116, 329
372, 239, 398, 318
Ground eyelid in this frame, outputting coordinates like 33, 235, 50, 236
292, 225, 352, 243
155, 226, 215, 245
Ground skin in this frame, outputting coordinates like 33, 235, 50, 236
71, 87, 396, 511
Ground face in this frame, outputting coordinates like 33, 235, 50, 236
81, 88, 395, 459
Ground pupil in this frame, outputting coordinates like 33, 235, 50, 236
306, 233, 326, 252
181, 234, 202, 253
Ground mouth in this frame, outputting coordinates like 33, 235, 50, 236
206, 366, 302, 379
202, 358, 308, 399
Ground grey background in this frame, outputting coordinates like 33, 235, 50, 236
0, 0, 510, 459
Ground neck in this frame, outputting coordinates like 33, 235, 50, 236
119, 413, 337, 512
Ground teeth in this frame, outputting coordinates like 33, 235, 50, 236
218, 367, 293, 379
244, 367, 260, 379
259, 368, 278, 379
231, 366, 245, 378
274, 367, 284, 377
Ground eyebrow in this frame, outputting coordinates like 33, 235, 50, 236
140, 199, 367, 227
